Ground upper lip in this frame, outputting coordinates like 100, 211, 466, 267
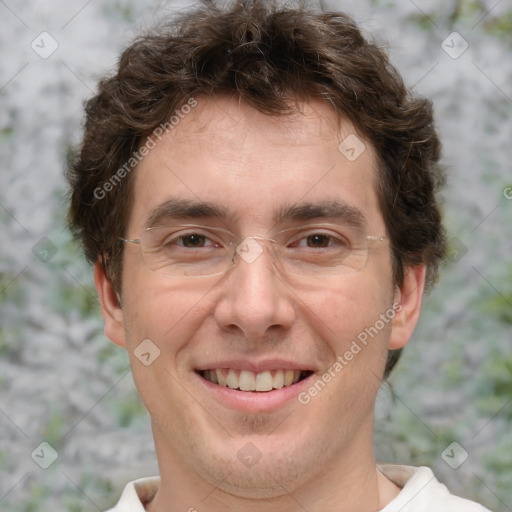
195, 359, 315, 373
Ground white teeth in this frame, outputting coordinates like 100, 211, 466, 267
239, 370, 256, 391
272, 369, 284, 389
203, 368, 308, 391
255, 371, 273, 391
216, 368, 227, 387
226, 369, 238, 389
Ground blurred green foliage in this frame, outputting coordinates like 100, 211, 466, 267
22, 484, 51, 512
483, 11, 512, 45
42, 404, 67, 448
480, 266, 512, 325
397, 0, 512, 43
104, 0, 137, 22
476, 352, 512, 420
115, 394, 147, 428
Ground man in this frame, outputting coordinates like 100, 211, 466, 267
67, 1, 491, 510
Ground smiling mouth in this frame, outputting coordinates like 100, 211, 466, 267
198, 369, 313, 392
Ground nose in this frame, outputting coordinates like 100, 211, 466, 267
213, 238, 296, 341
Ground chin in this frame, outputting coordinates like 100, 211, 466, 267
200, 453, 310, 500
184, 432, 322, 501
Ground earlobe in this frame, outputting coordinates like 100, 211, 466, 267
93, 260, 127, 348
389, 265, 426, 350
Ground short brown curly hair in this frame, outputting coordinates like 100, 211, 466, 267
67, 0, 446, 377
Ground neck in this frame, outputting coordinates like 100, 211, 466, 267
146, 424, 400, 512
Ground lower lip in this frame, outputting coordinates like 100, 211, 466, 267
195, 372, 314, 412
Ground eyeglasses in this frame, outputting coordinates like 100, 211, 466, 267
121, 223, 386, 278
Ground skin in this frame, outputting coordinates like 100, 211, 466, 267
95, 96, 426, 511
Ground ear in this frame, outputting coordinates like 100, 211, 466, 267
389, 264, 426, 350
94, 260, 127, 348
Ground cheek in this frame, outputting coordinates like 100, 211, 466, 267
119, 280, 210, 415
121, 273, 211, 357
296, 274, 393, 362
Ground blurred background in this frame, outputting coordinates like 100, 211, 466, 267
1, 0, 511, 510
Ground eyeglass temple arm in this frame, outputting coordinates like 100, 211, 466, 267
120, 237, 141, 245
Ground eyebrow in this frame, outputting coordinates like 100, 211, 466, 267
145, 198, 231, 229
145, 198, 367, 230
274, 200, 367, 229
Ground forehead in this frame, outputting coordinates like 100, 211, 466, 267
127, 96, 383, 234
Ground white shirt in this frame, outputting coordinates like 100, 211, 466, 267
105, 465, 492, 511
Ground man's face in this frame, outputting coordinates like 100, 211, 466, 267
99, 97, 416, 497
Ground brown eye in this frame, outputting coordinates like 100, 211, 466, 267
178, 234, 208, 248
306, 234, 331, 248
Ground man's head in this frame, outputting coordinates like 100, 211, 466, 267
67, 0, 445, 501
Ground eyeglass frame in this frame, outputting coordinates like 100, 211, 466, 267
120, 222, 387, 279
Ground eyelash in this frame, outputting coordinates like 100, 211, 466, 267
167, 230, 351, 250
288, 232, 350, 249
173, 233, 218, 248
